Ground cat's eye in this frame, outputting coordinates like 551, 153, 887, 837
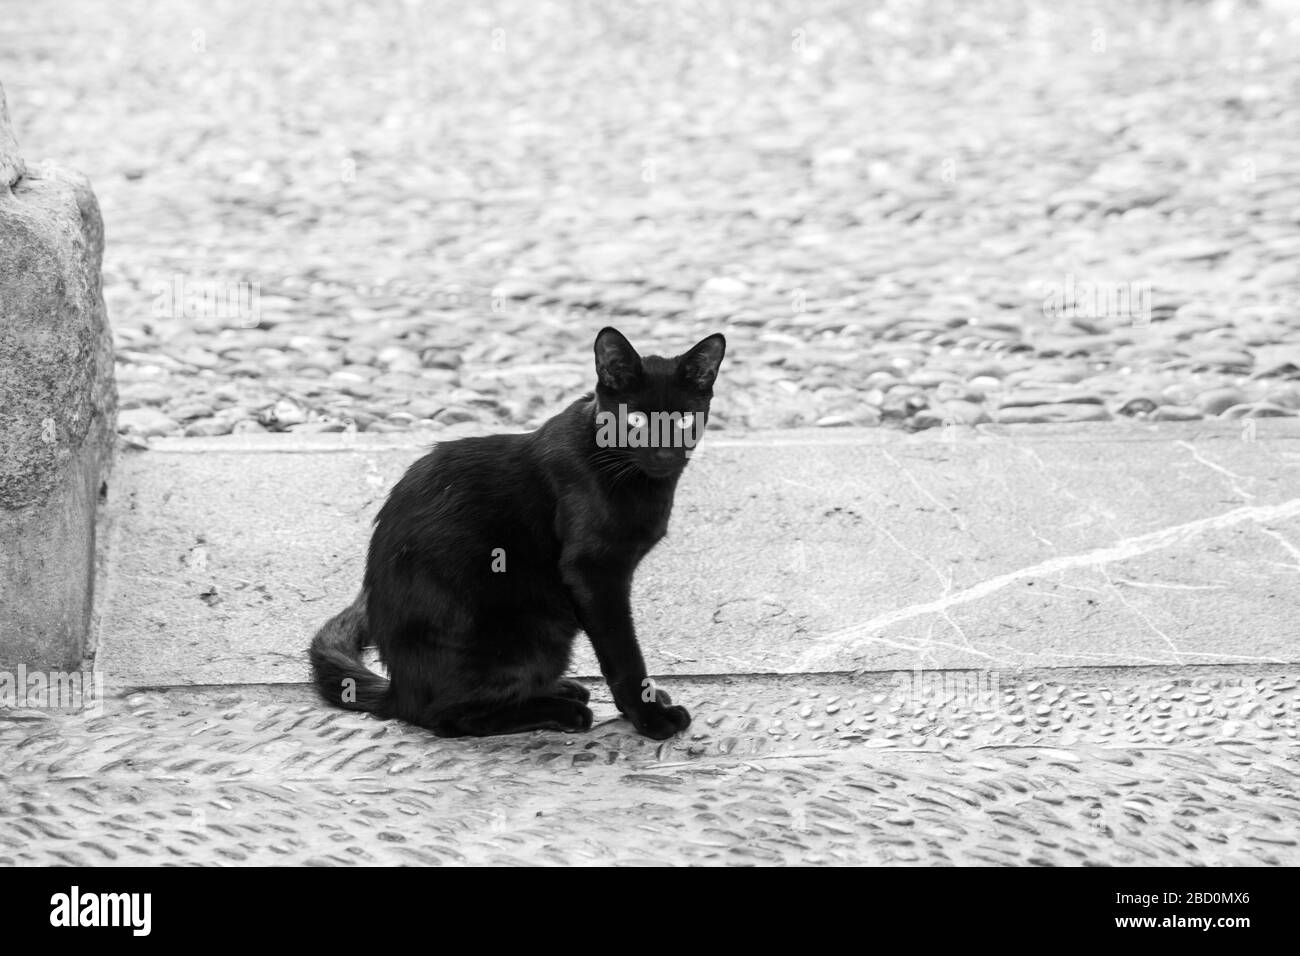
627, 411, 648, 429
675, 413, 696, 430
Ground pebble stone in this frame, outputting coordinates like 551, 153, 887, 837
10, 1, 1290, 441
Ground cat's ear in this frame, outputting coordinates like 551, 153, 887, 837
679, 333, 726, 391
594, 327, 643, 391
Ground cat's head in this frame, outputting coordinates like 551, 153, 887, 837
591, 326, 726, 480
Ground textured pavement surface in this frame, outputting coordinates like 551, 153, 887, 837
2, 669, 1296, 866
5, 0, 1300, 438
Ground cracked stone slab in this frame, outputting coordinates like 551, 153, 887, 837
95, 422, 1300, 686
1, 667, 1296, 865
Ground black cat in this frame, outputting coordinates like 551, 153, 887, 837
310, 327, 725, 739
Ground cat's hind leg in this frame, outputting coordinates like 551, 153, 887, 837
551, 677, 591, 705
428, 695, 593, 738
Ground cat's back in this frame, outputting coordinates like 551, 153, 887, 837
372, 431, 555, 551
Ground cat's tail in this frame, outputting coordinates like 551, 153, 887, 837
308, 591, 391, 714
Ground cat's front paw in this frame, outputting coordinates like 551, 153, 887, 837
614, 679, 673, 714
629, 702, 691, 740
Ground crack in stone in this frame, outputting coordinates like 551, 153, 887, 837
1012, 445, 1121, 533
799, 497, 1300, 668
872, 513, 977, 653
1102, 568, 1180, 656
1260, 527, 1300, 575
1176, 440, 1256, 501
1109, 578, 1229, 591
916, 636, 1000, 663
1027, 524, 1057, 549
1049, 578, 1105, 597
881, 450, 971, 535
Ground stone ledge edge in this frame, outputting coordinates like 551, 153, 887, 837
132, 419, 1300, 455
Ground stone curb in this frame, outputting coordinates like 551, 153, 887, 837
95, 421, 1300, 686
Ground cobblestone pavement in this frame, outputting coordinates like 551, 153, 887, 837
2, 668, 1296, 865
6, 1, 1300, 440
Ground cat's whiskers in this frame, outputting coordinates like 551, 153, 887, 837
589, 449, 642, 490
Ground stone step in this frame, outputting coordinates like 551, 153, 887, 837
94, 420, 1300, 687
